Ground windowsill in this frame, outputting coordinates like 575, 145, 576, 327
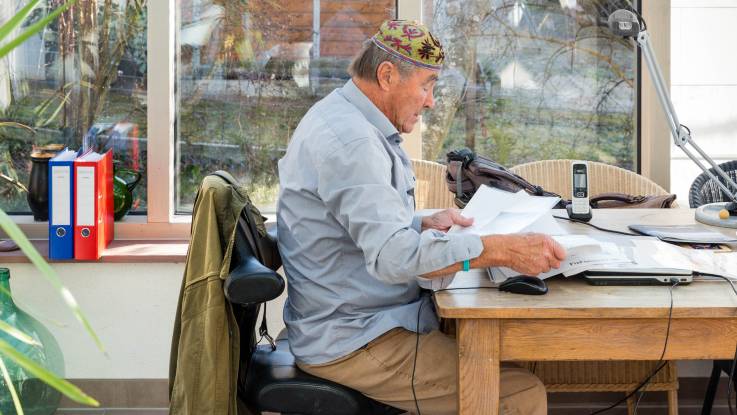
6, 213, 277, 241
3, 214, 277, 264
7, 215, 191, 240
0, 239, 189, 264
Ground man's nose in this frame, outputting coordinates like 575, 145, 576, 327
424, 90, 435, 109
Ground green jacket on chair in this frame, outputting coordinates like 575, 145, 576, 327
169, 171, 265, 415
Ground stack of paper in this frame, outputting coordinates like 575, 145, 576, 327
419, 186, 564, 290
488, 234, 634, 283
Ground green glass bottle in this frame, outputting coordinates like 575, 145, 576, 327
0, 267, 64, 414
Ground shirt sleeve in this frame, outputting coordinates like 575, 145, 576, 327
315, 136, 484, 285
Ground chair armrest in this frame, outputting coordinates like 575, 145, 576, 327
225, 220, 285, 305
225, 256, 284, 305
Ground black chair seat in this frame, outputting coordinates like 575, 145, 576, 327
243, 339, 403, 415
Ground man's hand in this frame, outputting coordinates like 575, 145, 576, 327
421, 209, 473, 232
479, 233, 567, 276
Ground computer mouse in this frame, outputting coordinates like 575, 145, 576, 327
498, 276, 548, 295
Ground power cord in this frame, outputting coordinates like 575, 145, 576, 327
632, 279, 678, 414
553, 215, 640, 236
434, 286, 499, 293
411, 287, 499, 414
729, 344, 737, 415
590, 278, 678, 415
412, 298, 423, 415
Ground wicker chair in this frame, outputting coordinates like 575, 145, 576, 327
688, 160, 737, 208
411, 159, 456, 210
510, 159, 679, 415
509, 159, 677, 207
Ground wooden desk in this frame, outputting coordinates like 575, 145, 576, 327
433, 209, 737, 414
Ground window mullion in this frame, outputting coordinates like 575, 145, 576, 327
397, 0, 424, 160
146, 0, 176, 223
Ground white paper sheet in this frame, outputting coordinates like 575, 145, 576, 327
449, 186, 560, 236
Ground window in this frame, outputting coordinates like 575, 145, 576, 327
4, 0, 662, 238
175, 0, 396, 214
421, 0, 638, 170
0, 1, 148, 215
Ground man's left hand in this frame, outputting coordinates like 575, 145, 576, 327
421, 209, 473, 232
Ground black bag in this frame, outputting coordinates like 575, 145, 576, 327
445, 149, 566, 209
207, 170, 281, 271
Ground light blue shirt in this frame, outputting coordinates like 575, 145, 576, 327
277, 80, 484, 365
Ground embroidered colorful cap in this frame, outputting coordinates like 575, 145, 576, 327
371, 20, 445, 70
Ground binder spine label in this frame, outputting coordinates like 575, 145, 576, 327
51, 165, 71, 226
76, 167, 95, 226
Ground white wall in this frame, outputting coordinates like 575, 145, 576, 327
5, 262, 287, 379
670, 0, 737, 205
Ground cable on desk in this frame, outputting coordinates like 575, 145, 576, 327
694, 272, 737, 297
632, 279, 678, 414
590, 279, 678, 415
553, 215, 639, 236
434, 286, 499, 293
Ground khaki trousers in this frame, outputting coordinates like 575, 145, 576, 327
299, 328, 547, 415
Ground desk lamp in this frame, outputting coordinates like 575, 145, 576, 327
608, 9, 737, 228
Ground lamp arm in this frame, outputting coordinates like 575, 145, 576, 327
636, 31, 737, 203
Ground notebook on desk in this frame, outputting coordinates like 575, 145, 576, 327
628, 224, 737, 245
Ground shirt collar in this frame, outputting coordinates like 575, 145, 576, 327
340, 79, 402, 142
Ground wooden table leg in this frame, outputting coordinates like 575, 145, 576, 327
457, 319, 501, 415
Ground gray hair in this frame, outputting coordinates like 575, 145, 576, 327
348, 39, 416, 82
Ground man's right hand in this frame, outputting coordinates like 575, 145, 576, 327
479, 233, 567, 276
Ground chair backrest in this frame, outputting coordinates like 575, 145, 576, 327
509, 159, 677, 207
688, 160, 737, 208
411, 159, 456, 210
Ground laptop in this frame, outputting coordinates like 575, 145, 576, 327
581, 268, 693, 286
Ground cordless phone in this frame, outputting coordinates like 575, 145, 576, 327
566, 161, 592, 222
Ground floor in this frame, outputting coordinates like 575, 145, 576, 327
48, 376, 737, 414
55, 411, 168, 415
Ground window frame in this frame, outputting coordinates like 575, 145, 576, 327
10, 0, 671, 241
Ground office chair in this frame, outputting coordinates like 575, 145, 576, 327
226, 208, 403, 415
688, 160, 737, 208
689, 160, 737, 415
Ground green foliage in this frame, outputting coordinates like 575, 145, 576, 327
440, 94, 635, 170
0, 0, 77, 60
176, 87, 318, 212
0, 0, 102, 411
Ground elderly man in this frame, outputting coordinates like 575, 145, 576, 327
277, 20, 565, 414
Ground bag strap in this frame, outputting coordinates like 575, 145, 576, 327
447, 149, 475, 199
590, 192, 643, 205
259, 303, 276, 351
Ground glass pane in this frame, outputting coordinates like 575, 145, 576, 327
175, 0, 396, 214
422, 0, 637, 170
0, 1, 148, 215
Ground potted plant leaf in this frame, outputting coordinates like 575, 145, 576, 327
1, 1, 103, 413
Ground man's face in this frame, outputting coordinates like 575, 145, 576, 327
387, 67, 438, 134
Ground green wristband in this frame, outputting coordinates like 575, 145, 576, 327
462, 259, 470, 272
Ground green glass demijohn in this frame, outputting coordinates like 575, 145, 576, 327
0, 268, 64, 414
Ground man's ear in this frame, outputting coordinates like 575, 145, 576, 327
375, 61, 396, 91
